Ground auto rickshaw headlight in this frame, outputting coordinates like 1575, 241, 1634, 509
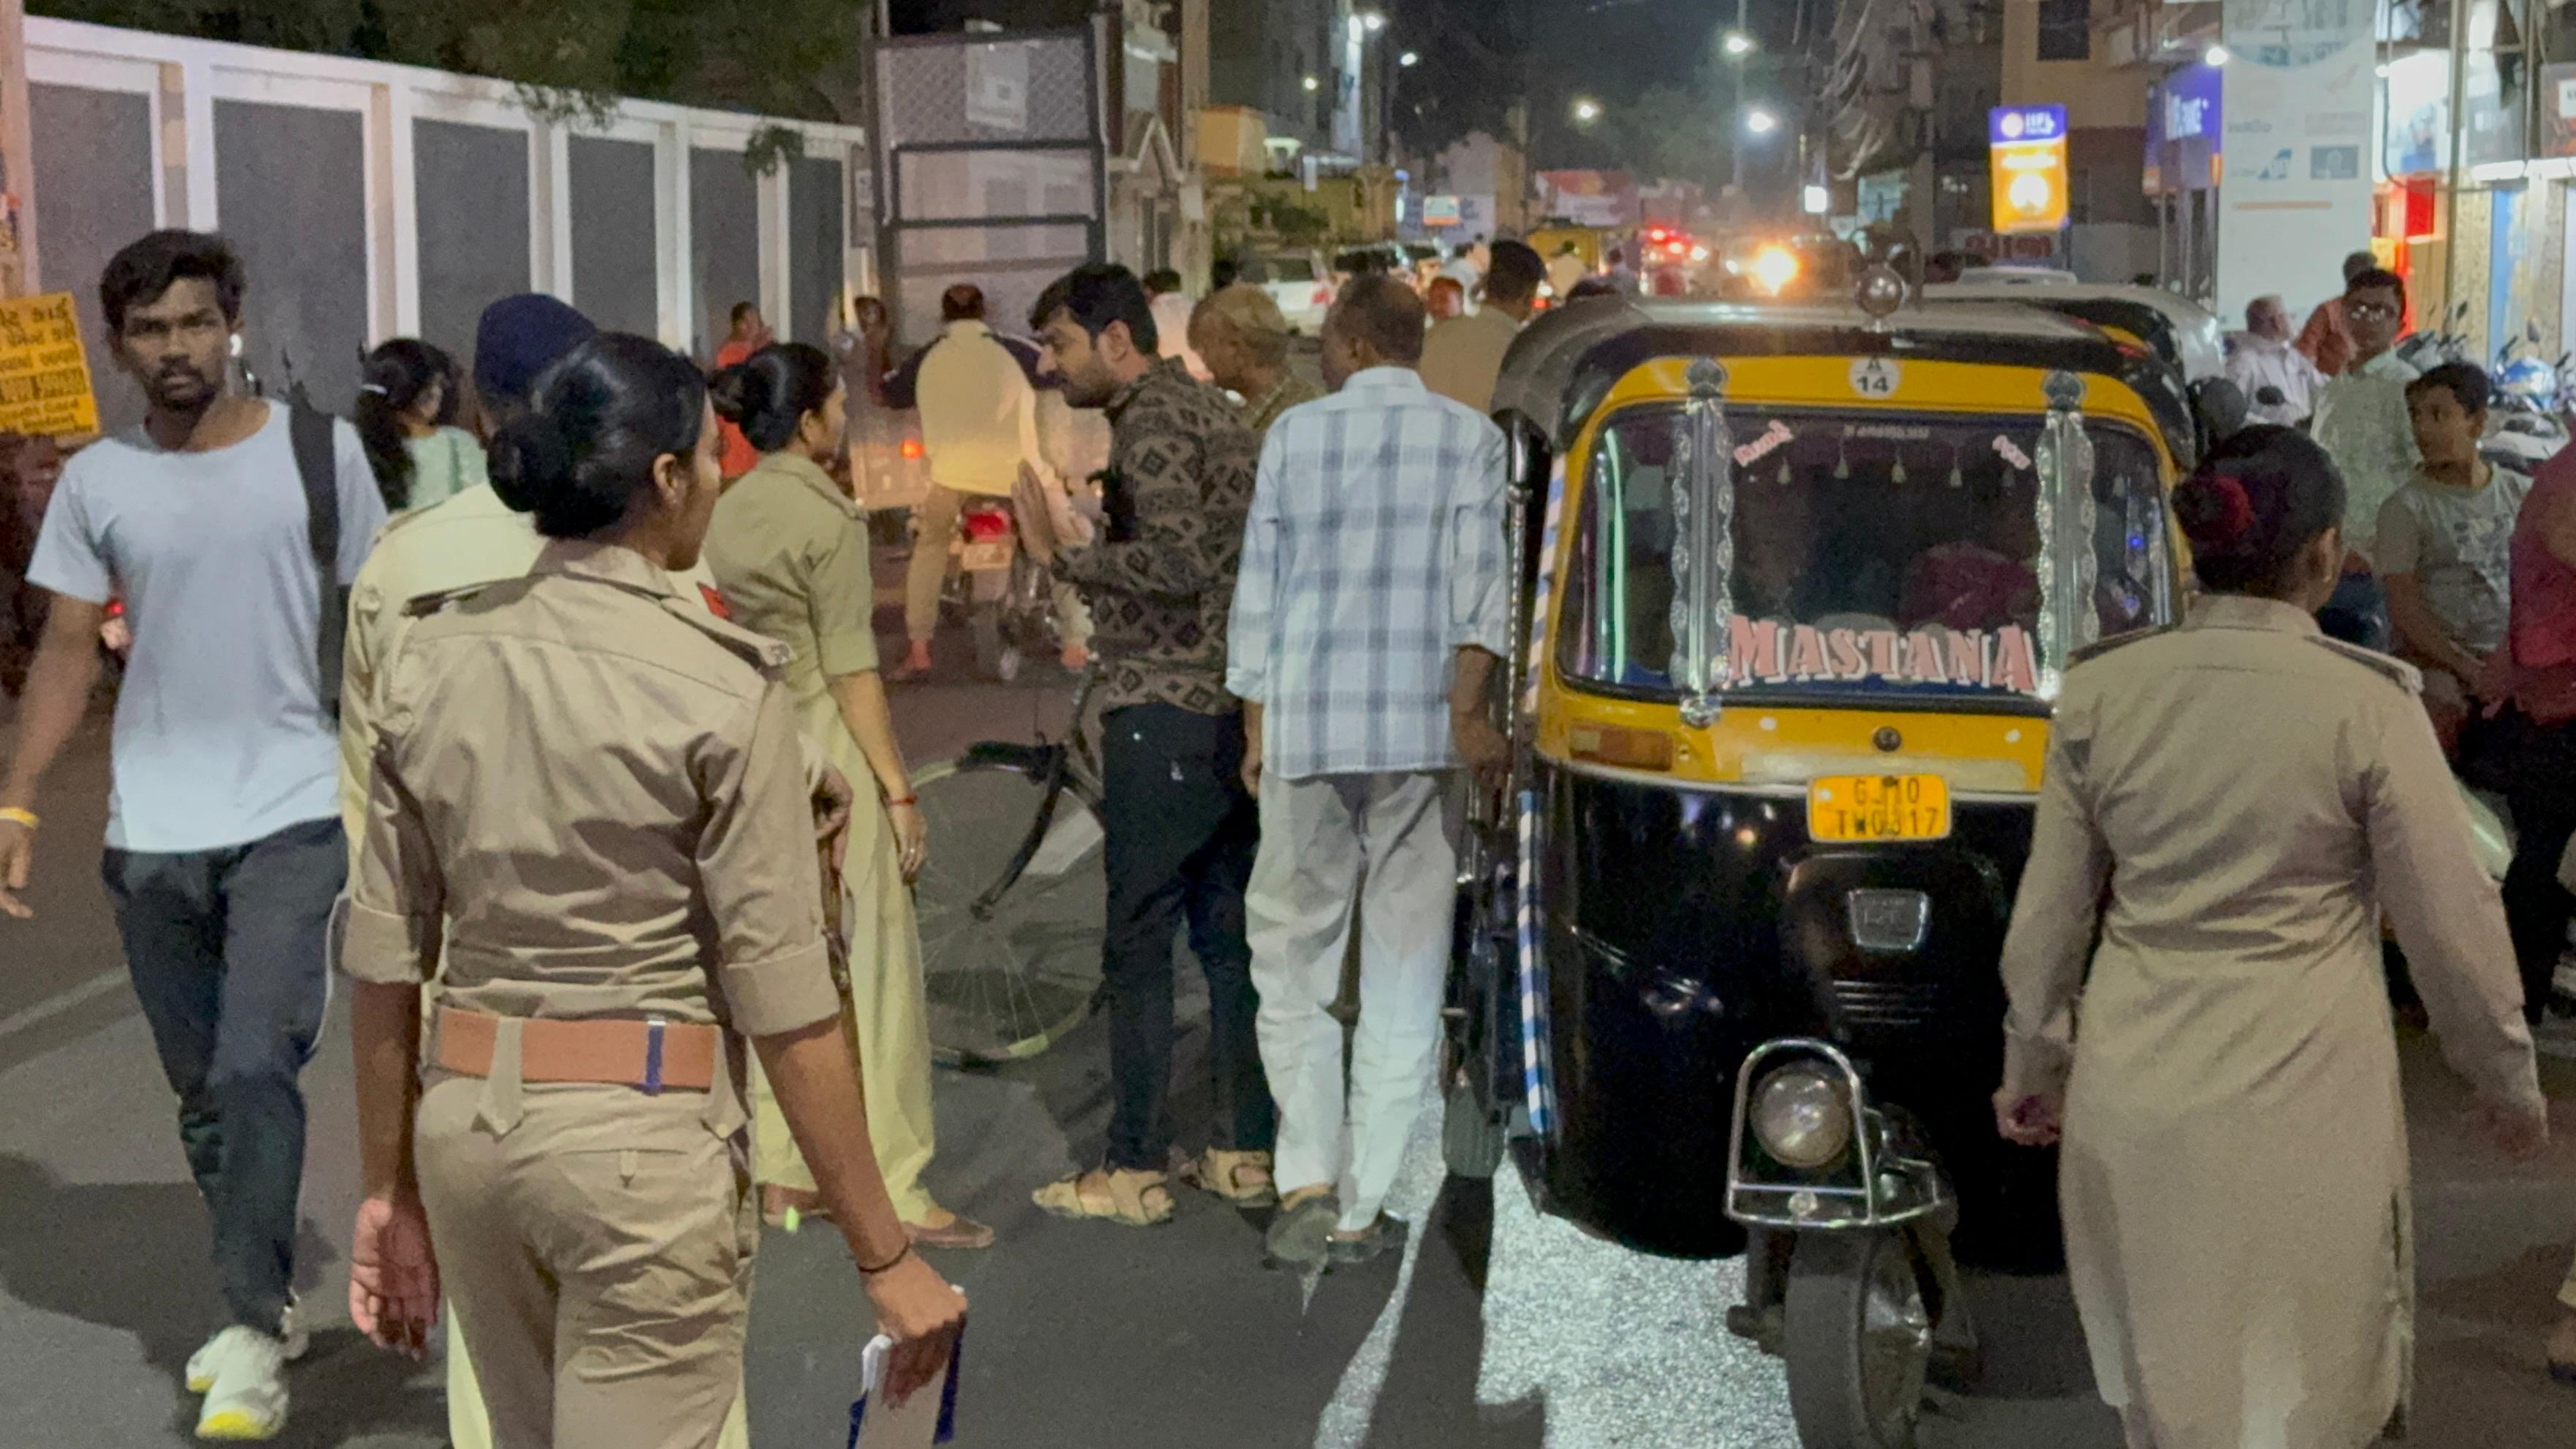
1751, 1066, 1854, 1169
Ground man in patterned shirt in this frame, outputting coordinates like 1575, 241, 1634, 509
1228, 274, 1510, 1272
1018, 263, 1278, 1227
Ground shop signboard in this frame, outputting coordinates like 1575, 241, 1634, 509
0, 293, 100, 438
1990, 105, 2070, 234
2216, 0, 2376, 323
2145, 62, 2223, 195
1423, 194, 1463, 228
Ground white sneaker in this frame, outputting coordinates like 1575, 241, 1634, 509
192, 1326, 288, 1440
187, 1294, 307, 1394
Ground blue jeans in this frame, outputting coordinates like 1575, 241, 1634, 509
102, 816, 342, 1333
2318, 572, 2392, 652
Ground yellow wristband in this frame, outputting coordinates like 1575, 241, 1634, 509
0, 808, 35, 831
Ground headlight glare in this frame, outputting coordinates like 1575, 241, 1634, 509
1752, 1066, 1854, 1169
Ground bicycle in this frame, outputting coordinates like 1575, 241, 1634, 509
912, 664, 1107, 1064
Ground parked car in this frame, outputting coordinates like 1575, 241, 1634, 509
1238, 249, 1338, 333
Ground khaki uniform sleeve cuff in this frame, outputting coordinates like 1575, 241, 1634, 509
816, 628, 880, 679
721, 937, 842, 1038
2000, 1036, 2073, 1102
334, 896, 432, 985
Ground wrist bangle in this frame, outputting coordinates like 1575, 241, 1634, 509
886, 795, 918, 809
0, 808, 36, 831
858, 1241, 913, 1276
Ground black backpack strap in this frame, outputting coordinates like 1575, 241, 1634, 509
289, 405, 347, 722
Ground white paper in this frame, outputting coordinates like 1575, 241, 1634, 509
852, 1335, 944, 1449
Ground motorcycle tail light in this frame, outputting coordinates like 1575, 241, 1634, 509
962, 509, 1011, 541
900, 438, 924, 460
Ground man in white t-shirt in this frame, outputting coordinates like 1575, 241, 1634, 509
0, 230, 385, 1440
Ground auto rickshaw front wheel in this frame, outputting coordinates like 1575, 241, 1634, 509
1781, 1229, 1933, 1449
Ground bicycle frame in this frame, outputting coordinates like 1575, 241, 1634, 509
954, 665, 1103, 919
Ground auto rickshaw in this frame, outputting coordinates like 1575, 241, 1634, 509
1445, 269, 2204, 1448
1925, 280, 2228, 386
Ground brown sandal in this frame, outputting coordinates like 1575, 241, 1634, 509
1030, 1167, 1175, 1227
906, 1211, 997, 1250
1181, 1148, 1278, 1206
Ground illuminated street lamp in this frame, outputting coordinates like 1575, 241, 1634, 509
1399, 50, 1420, 67
1303, 74, 1322, 93
1573, 97, 1604, 124
1361, 11, 1386, 32
1744, 107, 1779, 135
2204, 44, 2230, 66
1723, 31, 1756, 58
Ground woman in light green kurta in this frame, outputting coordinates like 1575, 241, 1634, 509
703, 342, 990, 1248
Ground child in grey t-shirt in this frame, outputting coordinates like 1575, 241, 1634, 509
2383, 364, 2531, 747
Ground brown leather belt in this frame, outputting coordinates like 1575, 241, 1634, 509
433, 1007, 718, 1093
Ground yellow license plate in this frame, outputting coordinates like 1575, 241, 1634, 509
1807, 774, 1952, 843
959, 539, 1014, 572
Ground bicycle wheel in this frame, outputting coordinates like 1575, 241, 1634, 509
912, 755, 1106, 1064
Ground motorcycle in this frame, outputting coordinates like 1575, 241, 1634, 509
946, 498, 1057, 682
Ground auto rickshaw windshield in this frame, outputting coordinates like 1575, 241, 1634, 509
1557, 404, 2174, 700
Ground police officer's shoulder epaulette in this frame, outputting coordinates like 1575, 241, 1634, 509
2069, 624, 2177, 668
368, 504, 435, 549
2310, 635, 2424, 694
658, 594, 793, 675
401, 580, 503, 618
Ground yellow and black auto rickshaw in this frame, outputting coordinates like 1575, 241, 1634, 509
1445, 271, 2205, 1448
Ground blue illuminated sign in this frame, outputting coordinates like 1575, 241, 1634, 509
1989, 105, 2068, 146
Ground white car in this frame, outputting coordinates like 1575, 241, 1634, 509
1240, 250, 1337, 334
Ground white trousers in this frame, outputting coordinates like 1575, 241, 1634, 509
1247, 770, 1459, 1232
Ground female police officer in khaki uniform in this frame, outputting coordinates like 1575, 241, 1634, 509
336, 334, 964, 1446
1996, 425, 2547, 1449
704, 342, 989, 1248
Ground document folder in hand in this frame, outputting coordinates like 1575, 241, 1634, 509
846, 1331, 962, 1449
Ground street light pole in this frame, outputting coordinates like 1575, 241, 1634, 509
1729, 0, 1750, 199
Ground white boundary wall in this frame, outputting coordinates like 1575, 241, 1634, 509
25, 18, 869, 383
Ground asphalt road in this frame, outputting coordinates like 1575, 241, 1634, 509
5, 613, 2576, 1449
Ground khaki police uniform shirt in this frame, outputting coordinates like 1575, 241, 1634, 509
338, 484, 755, 855
1997, 594, 2539, 1447
337, 540, 839, 1040
1418, 307, 1521, 414
700, 452, 879, 689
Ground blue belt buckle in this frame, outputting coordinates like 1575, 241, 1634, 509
641, 1016, 667, 1096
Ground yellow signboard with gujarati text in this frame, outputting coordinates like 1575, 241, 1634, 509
1989, 105, 2071, 236
0, 293, 100, 438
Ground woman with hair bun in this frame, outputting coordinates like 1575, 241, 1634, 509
701, 342, 989, 1248
337, 332, 965, 1442
1994, 425, 2547, 1447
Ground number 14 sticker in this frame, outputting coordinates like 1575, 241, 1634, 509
1849, 357, 1901, 397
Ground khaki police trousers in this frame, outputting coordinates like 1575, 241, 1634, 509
444, 1317, 749, 1449
417, 1074, 759, 1449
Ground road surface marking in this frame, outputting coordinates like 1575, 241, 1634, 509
0, 971, 130, 1042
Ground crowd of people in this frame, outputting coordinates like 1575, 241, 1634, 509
0, 228, 1516, 1444
1, 216, 2574, 1449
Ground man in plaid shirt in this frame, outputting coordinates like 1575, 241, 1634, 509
1018, 264, 1278, 1229
1227, 274, 1511, 1270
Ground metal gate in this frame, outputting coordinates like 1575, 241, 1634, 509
868, 23, 1108, 343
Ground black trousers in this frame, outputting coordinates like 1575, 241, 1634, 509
102, 816, 342, 1332
1098, 703, 1275, 1172
2482, 708, 2576, 1022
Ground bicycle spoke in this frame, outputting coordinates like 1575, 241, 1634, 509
912, 760, 1107, 1062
